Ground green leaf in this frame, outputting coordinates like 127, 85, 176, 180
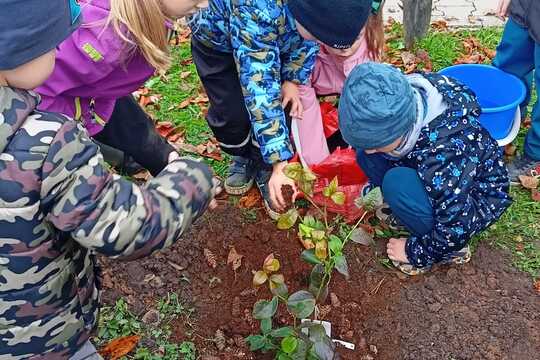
350, 227, 374, 246
330, 191, 345, 206
263, 254, 281, 273
253, 270, 268, 287
261, 318, 272, 334
308, 325, 336, 360
302, 215, 317, 228
270, 326, 295, 338
355, 187, 383, 212
301, 249, 323, 265
283, 163, 304, 181
281, 336, 298, 354
277, 209, 299, 230
246, 335, 266, 351
290, 338, 309, 360
269, 274, 289, 298
299, 223, 314, 238
308, 264, 328, 297
322, 177, 338, 198
253, 297, 278, 319
278, 353, 293, 360
328, 235, 343, 255
334, 255, 349, 279
287, 291, 316, 319
311, 230, 326, 242
299, 178, 314, 197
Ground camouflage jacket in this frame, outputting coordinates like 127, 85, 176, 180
191, 0, 319, 164
0, 87, 214, 359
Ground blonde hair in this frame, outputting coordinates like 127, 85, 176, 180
365, 1, 385, 61
107, 0, 171, 73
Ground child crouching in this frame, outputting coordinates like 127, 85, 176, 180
339, 63, 511, 275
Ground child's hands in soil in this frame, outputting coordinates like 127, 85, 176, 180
269, 161, 298, 211
496, 0, 511, 17
387, 238, 409, 263
281, 81, 303, 119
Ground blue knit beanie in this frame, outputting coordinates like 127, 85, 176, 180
288, 0, 372, 49
339, 62, 417, 150
0, 0, 81, 70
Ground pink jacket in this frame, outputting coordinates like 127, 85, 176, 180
36, 0, 155, 136
298, 39, 373, 165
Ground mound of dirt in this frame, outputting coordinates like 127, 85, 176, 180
99, 203, 540, 359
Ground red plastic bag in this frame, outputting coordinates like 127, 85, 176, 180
311, 147, 368, 222
293, 103, 368, 222
320, 101, 339, 138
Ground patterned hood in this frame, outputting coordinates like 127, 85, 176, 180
0, 87, 40, 153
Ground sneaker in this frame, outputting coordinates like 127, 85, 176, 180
440, 245, 472, 265
254, 165, 281, 220
507, 154, 540, 184
224, 156, 255, 195
375, 204, 406, 232
392, 245, 471, 276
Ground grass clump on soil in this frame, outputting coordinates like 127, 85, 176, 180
96, 294, 197, 359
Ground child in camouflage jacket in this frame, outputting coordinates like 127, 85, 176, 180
0, 0, 216, 358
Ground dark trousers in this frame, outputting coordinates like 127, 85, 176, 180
357, 152, 434, 237
191, 37, 290, 168
93, 95, 175, 176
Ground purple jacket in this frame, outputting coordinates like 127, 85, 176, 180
36, 0, 155, 136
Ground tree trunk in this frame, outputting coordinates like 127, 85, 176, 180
403, 0, 433, 49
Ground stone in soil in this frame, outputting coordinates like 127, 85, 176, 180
99, 203, 540, 359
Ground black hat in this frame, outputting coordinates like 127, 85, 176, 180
0, 0, 82, 70
288, 0, 373, 49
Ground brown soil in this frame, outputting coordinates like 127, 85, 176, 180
99, 202, 540, 359
281, 184, 295, 210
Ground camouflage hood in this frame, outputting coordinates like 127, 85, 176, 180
0, 87, 40, 153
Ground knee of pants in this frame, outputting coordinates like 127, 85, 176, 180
382, 167, 434, 235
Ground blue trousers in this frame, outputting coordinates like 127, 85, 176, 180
357, 152, 434, 237
493, 18, 540, 160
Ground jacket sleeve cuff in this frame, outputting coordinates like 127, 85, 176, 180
405, 236, 432, 268
261, 138, 294, 164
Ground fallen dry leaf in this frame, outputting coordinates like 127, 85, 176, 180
178, 98, 192, 109
518, 175, 539, 190
532, 189, 540, 202
227, 246, 243, 271
431, 19, 449, 31
534, 279, 540, 294
238, 188, 261, 208
180, 71, 192, 79
204, 248, 218, 269
99, 335, 140, 360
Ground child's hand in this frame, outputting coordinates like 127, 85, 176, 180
208, 177, 222, 210
496, 0, 511, 18
281, 81, 304, 119
387, 238, 409, 263
269, 161, 298, 211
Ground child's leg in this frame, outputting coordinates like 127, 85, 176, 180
524, 44, 540, 160
93, 96, 175, 177
356, 151, 396, 187
191, 37, 255, 160
493, 18, 536, 117
297, 84, 330, 165
381, 167, 434, 237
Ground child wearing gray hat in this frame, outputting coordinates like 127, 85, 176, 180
339, 62, 511, 275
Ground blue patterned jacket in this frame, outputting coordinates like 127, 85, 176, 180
400, 73, 511, 267
191, 0, 319, 164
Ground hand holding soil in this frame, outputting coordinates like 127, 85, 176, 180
269, 161, 298, 211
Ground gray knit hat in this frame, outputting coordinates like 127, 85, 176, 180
339, 62, 417, 150
0, 0, 82, 70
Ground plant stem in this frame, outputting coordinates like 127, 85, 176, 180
342, 212, 368, 246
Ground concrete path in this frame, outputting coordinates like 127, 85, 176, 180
383, 0, 505, 27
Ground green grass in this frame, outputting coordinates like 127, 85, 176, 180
96, 294, 197, 359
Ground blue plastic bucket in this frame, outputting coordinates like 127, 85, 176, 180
439, 64, 526, 140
